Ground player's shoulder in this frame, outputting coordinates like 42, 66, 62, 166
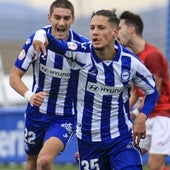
41, 25, 51, 32
144, 42, 166, 61
145, 42, 162, 54
70, 29, 89, 43
117, 41, 137, 59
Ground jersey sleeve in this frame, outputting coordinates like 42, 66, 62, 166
14, 34, 35, 72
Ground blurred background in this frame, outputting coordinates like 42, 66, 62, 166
0, 0, 170, 167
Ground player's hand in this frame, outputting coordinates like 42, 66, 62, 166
132, 112, 147, 147
33, 40, 48, 60
29, 91, 48, 107
33, 29, 48, 60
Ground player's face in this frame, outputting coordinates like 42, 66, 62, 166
118, 19, 131, 47
48, 7, 75, 40
90, 15, 118, 50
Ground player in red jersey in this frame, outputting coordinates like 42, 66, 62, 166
118, 10, 170, 170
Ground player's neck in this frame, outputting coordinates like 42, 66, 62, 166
131, 37, 145, 54
95, 47, 116, 61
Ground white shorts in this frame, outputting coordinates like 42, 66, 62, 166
139, 116, 170, 155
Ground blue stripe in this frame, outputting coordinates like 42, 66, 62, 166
101, 63, 114, 140
37, 54, 46, 92
82, 58, 97, 140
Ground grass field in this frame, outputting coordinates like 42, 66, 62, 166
0, 164, 170, 170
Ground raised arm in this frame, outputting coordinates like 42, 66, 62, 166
33, 29, 91, 57
33, 29, 74, 57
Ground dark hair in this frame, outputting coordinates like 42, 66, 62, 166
91, 9, 120, 27
119, 11, 143, 36
50, 0, 74, 16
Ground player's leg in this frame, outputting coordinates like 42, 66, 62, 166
37, 137, 64, 170
37, 119, 75, 170
24, 110, 45, 170
25, 155, 38, 170
148, 116, 170, 170
148, 154, 166, 170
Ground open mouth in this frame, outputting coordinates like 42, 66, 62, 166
93, 38, 98, 42
92, 38, 100, 44
56, 28, 66, 32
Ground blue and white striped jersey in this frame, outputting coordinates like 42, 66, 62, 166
42, 33, 159, 142
14, 25, 89, 116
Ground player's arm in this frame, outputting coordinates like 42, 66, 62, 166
33, 29, 90, 58
9, 66, 29, 97
9, 66, 47, 106
132, 59, 159, 147
129, 83, 138, 109
153, 75, 162, 93
130, 97, 144, 120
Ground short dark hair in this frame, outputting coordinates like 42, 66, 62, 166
50, 0, 74, 16
91, 9, 120, 27
119, 11, 144, 36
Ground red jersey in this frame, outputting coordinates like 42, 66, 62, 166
136, 42, 170, 118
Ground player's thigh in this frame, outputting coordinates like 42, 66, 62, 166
39, 120, 75, 160
38, 137, 64, 161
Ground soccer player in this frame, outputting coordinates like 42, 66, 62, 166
33, 9, 159, 170
118, 10, 170, 170
9, 0, 88, 170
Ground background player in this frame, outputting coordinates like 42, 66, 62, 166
118, 10, 170, 170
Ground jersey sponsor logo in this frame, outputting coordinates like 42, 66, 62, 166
67, 42, 78, 50
87, 81, 122, 96
40, 63, 70, 79
18, 49, 26, 60
121, 70, 130, 83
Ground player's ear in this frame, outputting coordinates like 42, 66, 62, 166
129, 25, 135, 34
48, 14, 52, 23
72, 15, 75, 24
112, 27, 119, 38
